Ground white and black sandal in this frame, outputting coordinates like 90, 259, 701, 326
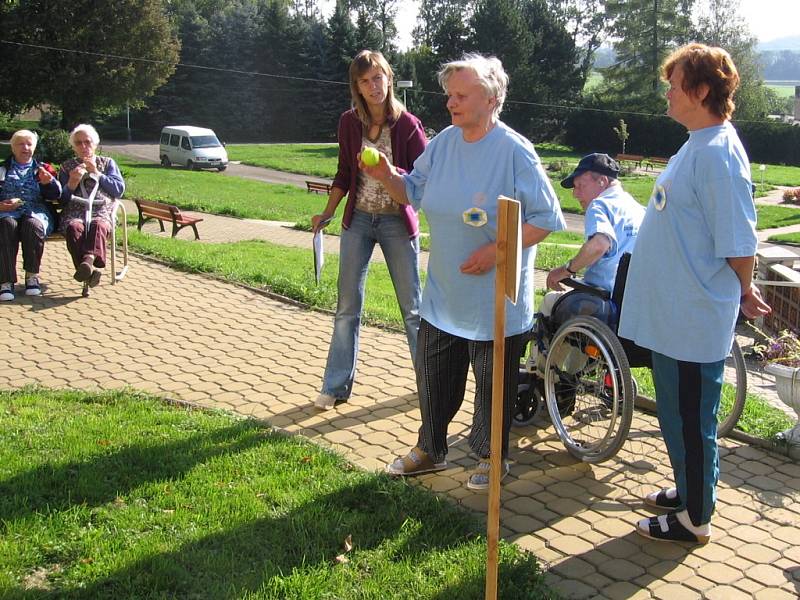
636, 512, 710, 544
644, 489, 682, 510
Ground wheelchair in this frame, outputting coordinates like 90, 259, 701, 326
512, 253, 748, 464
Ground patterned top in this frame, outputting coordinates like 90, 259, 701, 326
58, 156, 125, 232
355, 127, 398, 214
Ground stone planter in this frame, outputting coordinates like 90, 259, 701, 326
765, 362, 800, 459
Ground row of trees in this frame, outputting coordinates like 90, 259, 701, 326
0, 0, 792, 144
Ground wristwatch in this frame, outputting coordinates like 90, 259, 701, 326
564, 260, 577, 275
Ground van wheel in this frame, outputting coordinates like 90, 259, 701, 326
217, 165, 227, 172
160, 155, 171, 167
187, 160, 195, 170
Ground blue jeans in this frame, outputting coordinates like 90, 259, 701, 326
321, 210, 421, 399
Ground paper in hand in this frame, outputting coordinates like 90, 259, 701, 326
313, 229, 324, 284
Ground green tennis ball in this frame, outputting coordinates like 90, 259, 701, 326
362, 147, 380, 166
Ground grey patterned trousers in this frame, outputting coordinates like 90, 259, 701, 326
415, 319, 528, 463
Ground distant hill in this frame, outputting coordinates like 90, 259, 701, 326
760, 49, 800, 81
757, 35, 800, 51
592, 46, 615, 69
588, 41, 800, 81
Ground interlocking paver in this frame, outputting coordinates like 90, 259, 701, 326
652, 583, 704, 600
3, 231, 799, 600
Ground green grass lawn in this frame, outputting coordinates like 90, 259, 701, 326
0, 388, 550, 599
118, 145, 800, 238
766, 84, 796, 99
751, 163, 800, 187
113, 154, 323, 223
756, 205, 800, 230
228, 143, 339, 178
767, 231, 800, 245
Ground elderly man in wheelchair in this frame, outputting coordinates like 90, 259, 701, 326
514, 153, 749, 464
514, 153, 648, 463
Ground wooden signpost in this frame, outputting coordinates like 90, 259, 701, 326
485, 196, 522, 600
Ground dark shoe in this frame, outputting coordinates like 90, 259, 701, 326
74, 260, 93, 282
636, 512, 710, 544
644, 489, 682, 510
88, 269, 102, 288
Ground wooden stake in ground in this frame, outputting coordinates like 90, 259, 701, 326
485, 196, 522, 600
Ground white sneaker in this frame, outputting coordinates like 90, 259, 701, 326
314, 393, 337, 410
0, 283, 14, 302
25, 275, 41, 296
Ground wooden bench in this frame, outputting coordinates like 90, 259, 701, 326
615, 153, 646, 168
643, 156, 670, 171
134, 198, 203, 240
306, 181, 332, 195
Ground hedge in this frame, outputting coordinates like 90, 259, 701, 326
564, 109, 800, 166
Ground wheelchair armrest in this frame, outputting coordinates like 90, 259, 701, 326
563, 278, 611, 301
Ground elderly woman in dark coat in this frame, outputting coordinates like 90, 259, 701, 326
0, 129, 61, 301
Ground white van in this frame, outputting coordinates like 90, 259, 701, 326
159, 126, 228, 171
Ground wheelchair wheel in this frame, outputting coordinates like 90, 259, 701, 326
543, 316, 634, 463
512, 374, 546, 427
717, 339, 747, 438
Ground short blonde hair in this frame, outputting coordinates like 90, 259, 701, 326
438, 53, 509, 119
69, 123, 100, 147
11, 129, 38, 150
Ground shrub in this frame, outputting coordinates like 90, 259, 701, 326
36, 129, 73, 164
781, 188, 800, 205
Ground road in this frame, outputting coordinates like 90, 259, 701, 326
104, 142, 327, 188
105, 142, 586, 232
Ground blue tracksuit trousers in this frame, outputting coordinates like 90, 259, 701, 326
651, 352, 724, 526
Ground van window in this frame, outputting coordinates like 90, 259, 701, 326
181, 137, 191, 150
160, 133, 170, 145
169, 134, 179, 147
190, 135, 221, 149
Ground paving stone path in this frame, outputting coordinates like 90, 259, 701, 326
4, 242, 799, 599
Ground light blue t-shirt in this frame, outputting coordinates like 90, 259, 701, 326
583, 185, 645, 292
404, 122, 565, 340
618, 122, 757, 363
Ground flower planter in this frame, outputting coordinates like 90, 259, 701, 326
765, 362, 800, 459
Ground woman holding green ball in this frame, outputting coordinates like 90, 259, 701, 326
311, 50, 428, 411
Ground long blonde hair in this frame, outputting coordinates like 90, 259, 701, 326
349, 50, 404, 127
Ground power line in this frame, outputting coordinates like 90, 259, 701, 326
1, 39, 795, 127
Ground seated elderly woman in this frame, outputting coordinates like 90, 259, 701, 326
0, 129, 62, 301
58, 124, 125, 291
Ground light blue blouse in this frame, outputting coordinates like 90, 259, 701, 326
404, 122, 565, 340
618, 123, 757, 362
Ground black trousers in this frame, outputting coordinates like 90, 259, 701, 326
415, 319, 527, 463
0, 215, 46, 283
